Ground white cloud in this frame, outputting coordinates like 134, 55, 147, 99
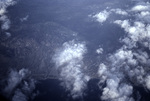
0, 8, 6, 15
114, 19, 150, 48
111, 8, 128, 15
131, 4, 149, 11
53, 40, 86, 67
91, 8, 128, 24
130, 2, 150, 22
91, 1, 150, 101
0, 0, 16, 31
98, 63, 107, 77
99, 2, 150, 101
96, 47, 103, 54
101, 78, 134, 101
97, 4, 150, 100
109, 48, 137, 67
139, 11, 150, 16
2, 68, 37, 101
97, 49, 136, 101
145, 75, 150, 90
93, 10, 110, 23
113, 18, 150, 89
53, 40, 90, 98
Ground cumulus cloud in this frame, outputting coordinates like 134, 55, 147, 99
101, 79, 134, 101
114, 19, 150, 48
93, 10, 110, 23
0, 0, 16, 31
96, 47, 103, 54
0, 8, 6, 16
97, 48, 135, 101
96, 1, 150, 101
131, 4, 150, 11
130, 2, 150, 22
91, 8, 128, 24
2, 68, 37, 101
53, 40, 90, 98
98, 63, 107, 77
53, 40, 86, 67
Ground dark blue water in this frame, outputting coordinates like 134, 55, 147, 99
33, 79, 101, 101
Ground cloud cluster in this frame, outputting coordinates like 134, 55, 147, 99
0, 0, 16, 31
111, 8, 128, 15
130, 2, 150, 22
53, 40, 90, 99
98, 51, 135, 101
101, 78, 134, 101
91, 8, 128, 23
3, 68, 37, 101
92, 10, 110, 23
95, 1, 150, 101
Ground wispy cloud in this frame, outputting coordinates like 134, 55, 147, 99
111, 8, 128, 15
20, 15, 29, 22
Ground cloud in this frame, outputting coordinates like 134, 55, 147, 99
20, 15, 29, 22
131, 4, 150, 11
53, 40, 90, 98
0, 0, 16, 31
96, 1, 150, 101
111, 8, 128, 15
90, 8, 128, 24
12, 89, 27, 101
130, 2, 150, 22
145, 75, 150, 90
98, 63, 107, 77
101, 79, 134, 101
92, 10, 110, 23
96, 47, 103, 54
97, 49, 136, 101
0, 0, 16, 10
53, 40, 86, 67
114, 19, 150, 48
2, 68, 37, 101
0, 8, 6, 16
5, 32, 11, 37
12, 79, 37, 101
4, 68, 29, 94
1, 17, 11, 30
